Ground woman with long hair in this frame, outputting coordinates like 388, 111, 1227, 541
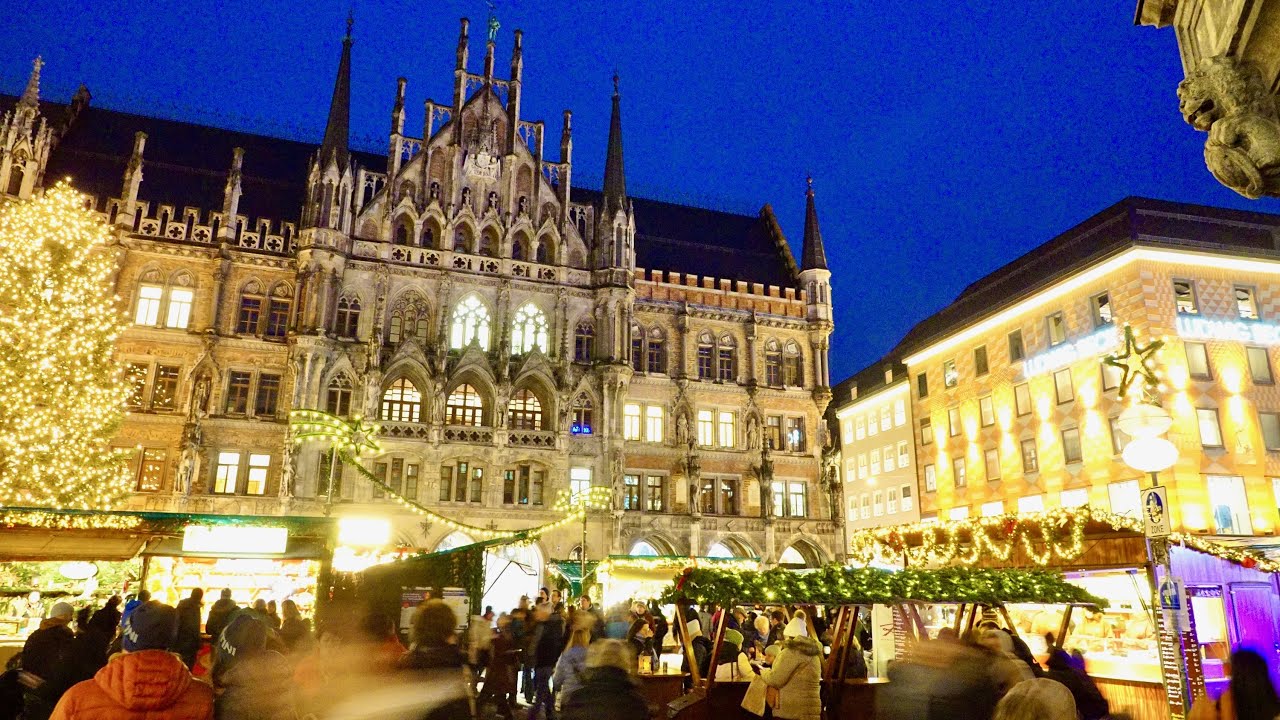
554, 621, 593, 708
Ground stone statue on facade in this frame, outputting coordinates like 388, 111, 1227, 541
1177, 56, 1280, 199
746, 413, 761, 452
190, 372, 211, 419
177, 422, 201, 496
758, 443, 774, 520
675, 410, 690, 448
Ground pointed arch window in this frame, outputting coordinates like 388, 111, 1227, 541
446, 383, 484, 426
326, 374, 353, 416
574, 322, 594, 364
393, 218, 412, 245
510, 302, 549, 355
571, 395, 594, 435
512, 234, 527, 261
717, 334, 737, 382
335, 294, 361, 338
449, 295, 490, 350
388, 297, 430, 346
631, 323, 645, 372
380, 378, 422, 423
783, 341, 804, 386
479, 229, 497, 257
535, 237, 551, 264
697, 332, 715, 380
647, 327, 666, 374
6, 164, 24, 196
508, 388, 543, 430
764, 339, 783, 387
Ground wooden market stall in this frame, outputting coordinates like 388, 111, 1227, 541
659, 564, 1105, 720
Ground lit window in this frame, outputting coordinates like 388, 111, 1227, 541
151, 366, 179, 411
1060, 488, 1089, 508
873, 491, 884, 517
1197, 408, 1224, 448
948, 407, 961, 437
867, 411, 878, 437
450, 295, 491, 350
510, 303, 548, 355
897, 441, 910, 469
246, 454, 270, 495
623, 404, 642, 440
900, 484, 914, 512
1235, 286, 1259, 320
719, 477, 739, 515
326, 375, 353, 416
887, 488, 898, 514
1101, 361, 1123, 391
842, 421, 853, 445
446, 384, 484, 426
857, 453, 867, 479
1014, 383, 1031, 417
1008, 330, 1024, 362
894, 398, 906, 426
981, 500, 1004, 517
952, 457, 966, 488
979, 396, 995, 427
1092, 292, 1113, 326
381, 378, 423, 423
943, 359, 958, 388
574, 323, 594, 363
570, 395, 594, 435
984, 448, 1000, 481
1185, 342, 1211, 380
717, 334, 736, 382
225, 371, 251, 415
764, 339, 782, 386
508, 388, 543, 430
1247, 347, 1273, 384
920, 417, 933, 446
854, 416, 865, 440
1062, 427, 1083, 463
124, 363, 149, 409
949, 506, 970, 520
1108, 479, 1141, 517
924, 464, 937, 492
213, 452, 240, 494
974, 346, 989, 376
335, 295, 361, 338
1047, 312, 1067, 346
717, 412, 735, 448
136, 449, 166, 492
1021, 438, 1038, 474
766, 416, 783, 450
1174, 280, 1198, 314
645, 476, 665, 512
134, 284, 163, 325
696, 410, 714, 447
570, 467, 592, 497
860, 494, 870, 519
255, 374, 280, 417
783, 342, 803, 386
622, 474, 640, 510
788, 482, 807, 518
1018, 494, 1044, 515
870, 450, 881, 475
1206, 475, 1252, 534
786, 417, 806, 452
1054, 368, 1074, 404
880, 407, 891, 433
639, 405, 661, 443
883, 444, 895, 472
165, 288, 193, 329
1260, 412, 1280, 451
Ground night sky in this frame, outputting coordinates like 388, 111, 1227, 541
6, 1, 1280, 382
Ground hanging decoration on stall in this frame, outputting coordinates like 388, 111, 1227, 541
659, 564, 1108, 609
0, 509, 141, 531
846, 505, 1277, 572
291, 409, 588, 543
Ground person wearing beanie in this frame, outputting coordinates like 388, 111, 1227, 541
119, 590, 150, 630
50, 601, 214, 720
204, 589, 237, 644
713, 628, 755, 681
212, 614, 293, 720
757, 609, 822, 720
19, 602, 77, 720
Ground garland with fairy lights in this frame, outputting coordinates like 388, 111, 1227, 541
0, 510, 141, 531
847, 505, 1277, 572
0, 184, 133, 510
291, 409, 591, 543
660, 564, 1107, 609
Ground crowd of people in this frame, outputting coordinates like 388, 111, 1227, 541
2, 587, 1278, 720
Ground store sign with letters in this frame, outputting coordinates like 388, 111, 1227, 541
182, 525, 288, 555
1176, 315, 1280, 345
1021, 327, 1119, 379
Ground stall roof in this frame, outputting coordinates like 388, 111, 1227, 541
0, 528, 148, 561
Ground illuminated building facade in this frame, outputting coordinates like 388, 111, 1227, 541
896, 197, 1280, 538
0, 17, 839, 598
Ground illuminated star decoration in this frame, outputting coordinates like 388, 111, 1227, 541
1103, 325, 1164, 403
553, 486, 613, 513
290, 409, 382, 456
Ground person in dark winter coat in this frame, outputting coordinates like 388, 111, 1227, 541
529, 602, 564, 720
1043, 649, 1108, 720
477, 614, 519, 720
278, 599, 311, 653
560, 640, 648, 720
212, 613, 294, 720
396, 600, 472, 720
205, 589, 237, 643
172, 588, 204, 669
19, 602, 76, 720
88, 596, 122, 634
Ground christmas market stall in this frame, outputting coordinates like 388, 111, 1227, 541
660, 563, 1104, 720
847, 506, 1280, 720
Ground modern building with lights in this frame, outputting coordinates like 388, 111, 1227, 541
0, 18, 839, 608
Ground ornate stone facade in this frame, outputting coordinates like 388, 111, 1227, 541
0, 17, 839, 579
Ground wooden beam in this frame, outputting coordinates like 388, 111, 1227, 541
675, 603, 702, 687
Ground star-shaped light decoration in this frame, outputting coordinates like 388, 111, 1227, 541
1103, 325, 1164, 403
290, 409, 382, 457
553, 486, 613, 513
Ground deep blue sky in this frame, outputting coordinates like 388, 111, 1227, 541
6, 0, 1280, 381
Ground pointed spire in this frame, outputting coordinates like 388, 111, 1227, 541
801, 176, 828, 271
318, 15, 352, 169
602, 72, 627, 215
18, 56, 42, 110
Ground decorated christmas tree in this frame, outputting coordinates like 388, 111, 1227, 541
0, 183, 131, 509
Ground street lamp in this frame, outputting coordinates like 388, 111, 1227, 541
554, 486, 612, 586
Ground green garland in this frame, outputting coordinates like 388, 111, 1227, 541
660, 564, 1107, 609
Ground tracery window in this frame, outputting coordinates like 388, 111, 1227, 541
570, 395, 594, 435
388, 296, 430, 346
380, 378, 422, 423
236, 281, 264, 335
508, 388, 543, 430
449, 295, 490, 350
446, 384, 484, 426
510, 302, 549, 355
647, 327, 666, 374
326, 374, 353, 416
764, 339, 782, 386
697, 332, 715, 380
717, 334, 737, 382
783, 341, 803, 386
573, 322, 594, 364
265, 287, 291, 339
335, 295, 361, 338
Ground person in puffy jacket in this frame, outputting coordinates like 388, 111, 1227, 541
759, 612, 822, 720
559, 640, 648, 720
212, 614, 293, 720
50, 600, 214, 720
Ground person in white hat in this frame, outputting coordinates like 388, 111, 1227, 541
18, 602, 76, 720
756, 610, 822, 720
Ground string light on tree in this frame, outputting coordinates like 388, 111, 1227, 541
0, 183, 132, 510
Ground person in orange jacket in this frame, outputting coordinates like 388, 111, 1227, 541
50, 601, 214, 720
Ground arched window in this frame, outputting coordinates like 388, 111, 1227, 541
453, 224, 473, 253
629, 540, 659, 557
335, 295, 361, 338
236, 280, 265, 335
265, 284, 292, 339
449, 296, 491, 350
326, 374, 353, 416
446, 384, 484, 426
388, 296, 430, 346
647, 327, 666, 374
380, 378, 422, 423
783, 341, 804, 386
393, 218, 411, 245
717, 334, 737, 382
630, 323, 645, 372
512, 236, 525, 261
422, 225, 435, 248
535, 235, 552, 264
510, 302, 548, 355
696, 332, 715, 380
479, 228, 498, 257
764, 339, 782, 387
570, 395, 594, 435
508, 388, 543, 430
573, 323, 594, 364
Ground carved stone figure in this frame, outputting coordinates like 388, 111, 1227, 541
1177, 56, 1280, 199
190, 372, 211, 419
758, 445, 774, 520
675, 411, 690, 448
746, 413, 761, 452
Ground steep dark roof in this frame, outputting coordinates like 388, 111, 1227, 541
602, 76, 626, 217
571, 187, 798, 287
801, 179, 828, 271
894, 196, 1280, 357
318, 23, 353, 169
